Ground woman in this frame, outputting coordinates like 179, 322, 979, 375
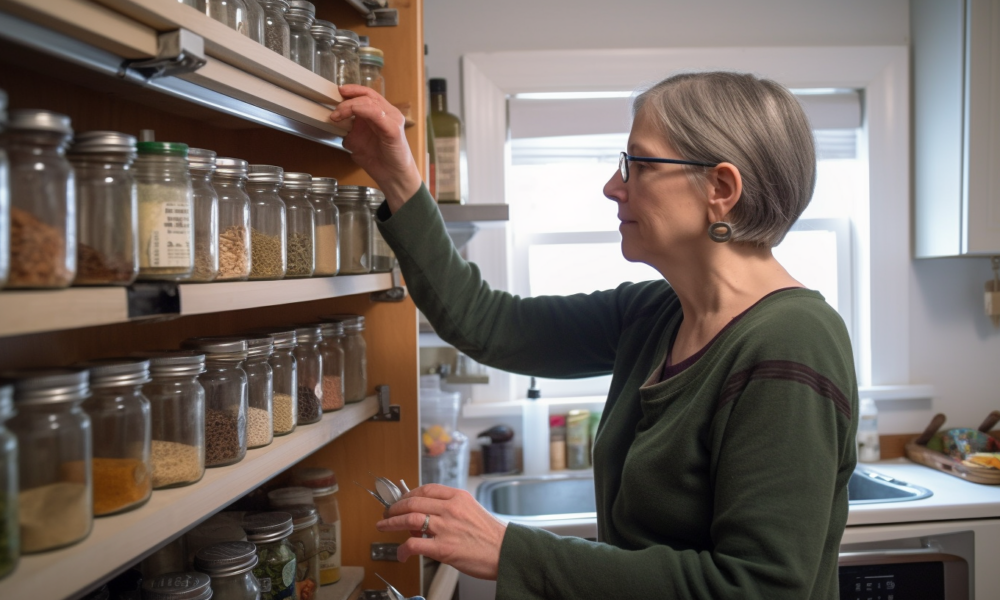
330, 71, 858, 599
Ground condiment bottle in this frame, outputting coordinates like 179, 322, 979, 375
331, 29, 361, 85
429, 78, 463, 203
549, 414, 567, 471
187, 148, 221, 282
318, 314, 367, 403
194, 541, 261, 600
367, 188, 395, 273
182, 337, 250, 468
359, 46, 385, 96
142, 351, 207, 489
331, 186, 372, 274
135, 141, 195, 281
308, 176, 339, 277
286, 1, 316, 72
279, 172, 316, 278
0, 89, 9, 289
293, 326, 323, 424
243, 335, 274, 449
141, 572, 213, 600
0, 384, 18, 579
292, 467, 342, 585
246, 165, 287, 280
310, 20, 337, 83
242, 512, 297, 599
213, 158, 253, 281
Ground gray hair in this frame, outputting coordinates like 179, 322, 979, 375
632, 71, 816, 247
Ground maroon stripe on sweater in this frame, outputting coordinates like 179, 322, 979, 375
716, 360, 851, 419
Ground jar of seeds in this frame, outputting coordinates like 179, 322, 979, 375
251, 328, 297, 436
315, 321, 345, 411
188, 148, 220, 282
213, 158, 252, 281
141, 351, 206, 489
279, 173, 315, 278
247, 165, 287, 280
259, 0, 290, 58
182, 337, 249, 468
293, 326, 323, 424
243, 335, 274, 449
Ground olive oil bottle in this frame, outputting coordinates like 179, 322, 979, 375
429, 78, 462, 203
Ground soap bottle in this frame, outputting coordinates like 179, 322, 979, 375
857, 397, 881, 462
521, 377, 549, 475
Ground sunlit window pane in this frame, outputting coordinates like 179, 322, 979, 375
772, 230, 839, 311
528, 243, 660, 297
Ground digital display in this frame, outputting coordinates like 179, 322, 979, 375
839, 561, 945, 600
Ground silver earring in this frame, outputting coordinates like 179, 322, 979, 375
708, 222, 732, 243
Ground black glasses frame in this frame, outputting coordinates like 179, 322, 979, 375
618, 151, 718, 182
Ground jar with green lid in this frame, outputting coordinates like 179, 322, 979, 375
313, 321, 344, 411
0, 384, 18, 580
141, 351, 206, 489
286, 1, 316, 72
243, 512, 296, 600
332, 185, 371, 274
260, 0, 290, 58
249, 328, 297, 436
141, 572, 213, 600
291, 468, 341, 585
194, 541, 261, 600
309, 177, 339, 277
331, 29, 360, 86
182, 337, 249, 468
68, 131, 139, 285
188, 148, 221, 282
0, 89, 9, 289
213, 158, 252, 281
135, 141, 194, 280
319, 314, 366, 403
310, 20, 336, 83
284, 505, 320, 599
359, 46, 385, 96
247, 165, 286, 280
279, 173, 315, 278
292, 326, 323, 424
367, 188, 395, 272
242, 336, 274, 449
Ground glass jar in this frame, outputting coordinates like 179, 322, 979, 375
284, 505, 320, 599
367, 188, 395, 273
141, 572, 213, 600
242, 336, 274, 449
332, 186, 371, 274
186, 512, 249, 570
142, 535, 188, 580
135, 141, 195, 281
182, 337, 249, 468
78, 359, 152, 516
142, 351, 206, 489
247, 165, 286, 280
0, 89, 9, 289
315, 322, 345, 411
267, 486, 314, 509
204, 0, 250, 36
291, 468, 341, 585
251, 328, 297, 436
318, 315, 366, 402
359, 47, 385, 96
310, 20, 336, 83
245, 0, 265, 45
0, 384, 18, 579
194, 541, 261, 600
213, 158, 252, 281
286, 1, 316, 72
69, 131, 139, 285
3, 369, 92, 552
188, 148, 220, 282
293, 326, 323, 424
3, 110, 76, 288
309, 177, 339, 277
243, 512, 296, 600
331, 30, 360, 86
260, 0, 290, 58
279, 173, 315, 278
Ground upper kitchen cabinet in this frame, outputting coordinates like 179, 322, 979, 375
913, 0, 1000, 258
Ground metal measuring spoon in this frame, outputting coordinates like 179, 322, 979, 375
375, 476, 403, 504
376, 573, 406, 600
353, 480, 392, 509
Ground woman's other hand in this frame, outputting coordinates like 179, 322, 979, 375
376, 484, 507, 581
330, 85, 423, 211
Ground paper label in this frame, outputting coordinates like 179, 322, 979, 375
318, 522, 340, 571
435, 136, 461, 201
139, 191, 192, 268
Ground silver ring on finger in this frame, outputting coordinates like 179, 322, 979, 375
420, 514, 431, 534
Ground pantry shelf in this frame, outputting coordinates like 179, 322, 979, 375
0, 396, 380, 600
437, 204, 510, 223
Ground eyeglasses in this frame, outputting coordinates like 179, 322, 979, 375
618, 151, 718, 183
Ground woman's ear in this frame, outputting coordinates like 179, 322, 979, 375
705, 162, 742, 223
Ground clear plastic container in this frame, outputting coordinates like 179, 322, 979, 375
141, 572, 213, 600
252, 328, 297, 436
314, 322, 345, 411
279, 173, 315, 278
260, 0, 290, 58
331, 30, 360, 86
243, 336, 274, 449
309, 177, 339, 277
243, 512, 296, 600
0, 89, 9, 289
69, 131, 139, 285
293, 326, 323, 424
142, 351, 206, 489
78, 359, 152, 516
204, 0, 250, 36
182, 337, 249, 468
3, 369, 92, 553
419, 378, 467, 489
332, 186, 371, 274
291, 468, 341, 585
188, 148, 220, 282
3, 110, 76, 288
310, 20, 337, 83
135, 141, 194, 281
247, 165, 287, 280
0, 384, 18, 579
286, 1, 316, 72
359, 47, 385, 96
245, 0, 265, 45
319, 314, 366, 403
213, 158, 252, 281
194, 541, 261, 600
285, 505, 321, 599
367, 188, 394, 272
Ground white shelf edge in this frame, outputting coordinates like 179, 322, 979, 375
317, 566, 365, 600
462, 396, 609, 419
0, 396, 379, 600
860, 384, 936, 402
0, 287, 129, 338
179, 273, 394, 315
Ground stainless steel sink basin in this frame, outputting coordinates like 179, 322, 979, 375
848, 467, 933, 504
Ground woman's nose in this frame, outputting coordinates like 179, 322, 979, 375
604, 168, 626, 203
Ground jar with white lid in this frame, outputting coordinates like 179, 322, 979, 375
291, 468, 341, 585
182, 337, 249, 468
142, 351, 206, 489
331, 29, 360, 85
332, 185, 372, 274
279, 173, 315, 278
250, 328, 297, 435
141, 572, 213, 600
242, 336, 274, 449
293, 326, 323, 424
259, 0, 290, 58
0, 89, 8, 288
204, 0, 250, 37
243, 512, 296, 600
367, 188, 395, 272
188, 148, 220, 282
359, 47, 385, 96
194, 541, 261, 600
247, 165, 286, 280
135, 141, 194, 281
284, 505, 321, 598
309, 177, 339, 277
69, 131, 139, 285
213, 158, 252, 281
286, 1, 316, 72
0, 384, 17, 579
319, 314, 367, 403
310, 20, 336, 83
314, 321, 345, 411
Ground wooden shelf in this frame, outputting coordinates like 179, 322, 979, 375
438, 204, 510, 223
0, 396, 379, 600
178, 273, 394, 315
317, 566, 365, 600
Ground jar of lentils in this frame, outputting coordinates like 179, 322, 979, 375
315, 321, 345, 411
182, 337, 249, 468
247, 165, 287, 280
332, 185, 372, 274
142, 351, 206, 490
319, 314, 367, 403
213, 158, 253, 281
188, 148, 220, 282
135, 141, 195, 281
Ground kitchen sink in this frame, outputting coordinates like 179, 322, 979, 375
848, 467, 933, 504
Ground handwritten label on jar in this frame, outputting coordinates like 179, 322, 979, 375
435, 136, 460, 201
138, 184, 192, 268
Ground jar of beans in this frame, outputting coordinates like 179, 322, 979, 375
247, 165, 287, 280
251, 328, 297, 436
319, 314, 367, 403
242, 335, 274, 449
182, 337, 249, 467
293, 326, 323, 424
141, 351, 206, 489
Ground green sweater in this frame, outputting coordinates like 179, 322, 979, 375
377, 186, 858, 599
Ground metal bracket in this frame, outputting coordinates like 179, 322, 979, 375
371, 266, 407, 303
370, 542, 401, 561
120, 28, 206, 80
367, 8, 399, 27
369, 385, 401, 422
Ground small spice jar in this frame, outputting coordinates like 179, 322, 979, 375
68, 131, 139, 286
284, 505, 321, 599
251, 328, 297, 436
78, 359, 153, 516
315, 321, 345, 411
310, 20, 337, 83
194, 541, 261, 600
367, 188, 395, 273
292, 326, 323, 424
286, 1, 316, 72
188, 149, 221, 282
3, 369, 93, 553
142, 351, 206, 489
291, 468, 341, 585
259, 0, 291, 58
309, 177, 339, 277
0, 384, 18, 579
247, 165, 287, 280
243, 512, 296, 600
182, 337, 249, 468
332, 186, 372, 274
319, 314, 367, 403
242, 336, 274, 449
135, 141, 195, 281
141, 572, 213, 600
279, 173, 315, 278
331, 29, 361, 86
204, 0, 251, 37
213, 158, 252, 281
3, 110, 76, 288
0, 89, 9, 289
359, 47, 385, 96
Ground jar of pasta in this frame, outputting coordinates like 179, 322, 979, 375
135, 141, 194, 281
251, 328, 297, 436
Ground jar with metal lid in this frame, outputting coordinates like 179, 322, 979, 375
245, 0, 265, 45
0, 89, 9, 289
3, 110, 75, 288
284, 505, 320, 599
291, 468, 341, 585
77, 359, 152, 516
213, 158, 252, 281
309, 177, 339, 277
292, 326, 323, 424
319, 315, 366, 402
259, 0, 290, 58
187, 148, 221, 282
142, 535, 188, 581
68, 131, 139, 285
204, 0, 250, 37
331, 30, 360, 86
246, 165, 286, 280
242, 336, 274, 449
0, 384, 18, 579
332, 186, 371, 274
141, 351, 206, 489
182, 337, 249, 468
358, 47, 385, 96
310, 20, 336, 83
242, 512, 296, 600
286, 1, 316, 72
267, 486, 314, 509
194, 541, 261, 600
136, 141, 195, 280
186, 513, 249, 571
367, 188, 395, 272
250, 328, 297, 435
3, 369, 92, 552
315, 322, 345, 411
279, 173, 315, 278
142, 572, 213, 600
